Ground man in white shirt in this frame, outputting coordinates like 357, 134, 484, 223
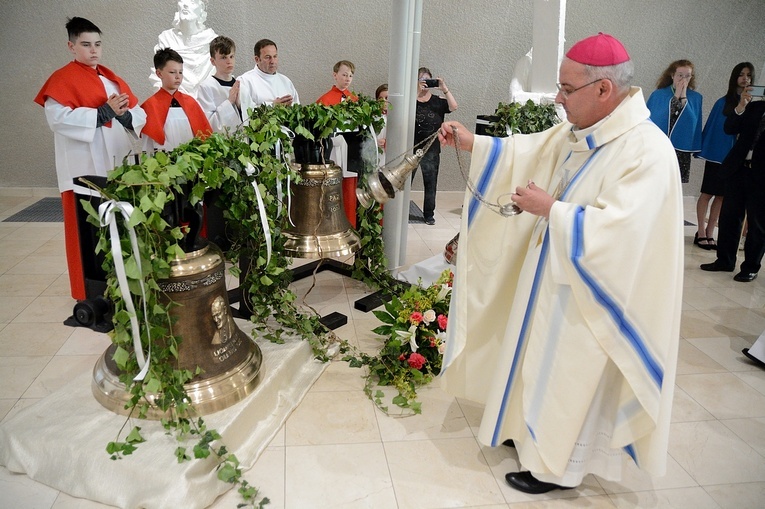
238, 39, 300, 119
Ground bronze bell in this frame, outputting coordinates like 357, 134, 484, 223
92, 242, 263, 419
283, 162, 361, 258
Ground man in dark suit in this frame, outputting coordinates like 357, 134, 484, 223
701, 89, 765, 282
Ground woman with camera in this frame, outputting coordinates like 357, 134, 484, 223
413, 67, 458, 225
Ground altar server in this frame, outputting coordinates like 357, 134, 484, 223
142, 48, 212, 152
439, 33, 683, 494
196, 35, 242, 133
34, 16, 146, 300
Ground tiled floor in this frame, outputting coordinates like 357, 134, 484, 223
1, 188, 765, 509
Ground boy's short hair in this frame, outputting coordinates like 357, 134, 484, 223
154, 48, 184, 70
209, 36, 236, 58
333, 60, 355, 74
254, 39, 277, 58
375, 83, 388, 99
66, 17, 101, 43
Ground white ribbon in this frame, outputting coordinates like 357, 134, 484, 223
368, 124, 380, 169
276, 126, 296, 226
245, 163, 273, 266
286, 174, 294, 227
98, 200, 151, 381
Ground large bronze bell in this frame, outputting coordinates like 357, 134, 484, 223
92, 242, 262, 419
283, 162, 361, 258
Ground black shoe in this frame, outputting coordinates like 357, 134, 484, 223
504, 471, 575, 494
734, 271, 758, 282
502, 439, 515, 448
425, 217, 435, 225
700, 262, 735, 272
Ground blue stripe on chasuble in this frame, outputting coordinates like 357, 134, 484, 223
624, 443, 638, 465
571, 208, 664, 387
468, 137, 502, 228
491, 228, 551, 446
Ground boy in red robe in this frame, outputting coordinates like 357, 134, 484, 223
34, 17, 146, 300
141, 48, 212, 152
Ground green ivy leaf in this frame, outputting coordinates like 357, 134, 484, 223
125, 426, 145, 444
112, 346, 130, 370
217, 463, 239, 483
126, 207, 148, 228
144, 377, 161, 394
123, 255, 142, 280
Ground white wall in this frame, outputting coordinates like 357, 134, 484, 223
1, 0, 763, 195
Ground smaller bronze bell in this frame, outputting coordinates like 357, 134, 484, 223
283, 162, 361, 258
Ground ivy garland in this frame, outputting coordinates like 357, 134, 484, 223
81, 96, 387, 507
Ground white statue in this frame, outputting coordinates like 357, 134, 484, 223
509, 47, 564, 120
150, 0, 218, 98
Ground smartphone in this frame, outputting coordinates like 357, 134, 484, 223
423, 79, 440, 88
749, 85, 765, 97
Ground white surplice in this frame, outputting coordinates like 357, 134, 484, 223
441, 87, 684, 485
141, 107, 194, 153
196, 76, 241, 133
238, 67, 300, 119
44, 76, 146, 193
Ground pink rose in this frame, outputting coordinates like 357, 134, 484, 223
437, 314, 448, 330
408, 352, 427, 370
410, 311, 423, 325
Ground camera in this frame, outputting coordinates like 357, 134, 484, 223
423, 79, 440, 88
749, 85, 765, 97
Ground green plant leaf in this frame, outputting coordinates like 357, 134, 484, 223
125, 426, 145, 444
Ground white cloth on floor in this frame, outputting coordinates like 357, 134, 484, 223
0, 324, 326, 509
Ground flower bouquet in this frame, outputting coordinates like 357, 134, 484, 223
344, 269, 453, 414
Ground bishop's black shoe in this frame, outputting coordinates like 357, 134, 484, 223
700, 262, 734, 272
504, 471, 575, 494
734, 271, 758, 282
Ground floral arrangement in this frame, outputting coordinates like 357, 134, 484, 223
344, 269, 453, 414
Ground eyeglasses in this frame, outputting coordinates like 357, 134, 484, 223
556, 79, 603, 98
674, 74, 692, 79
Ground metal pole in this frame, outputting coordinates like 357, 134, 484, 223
382, 0, 422, 269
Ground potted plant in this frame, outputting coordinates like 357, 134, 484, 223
478, 99, 559, 137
